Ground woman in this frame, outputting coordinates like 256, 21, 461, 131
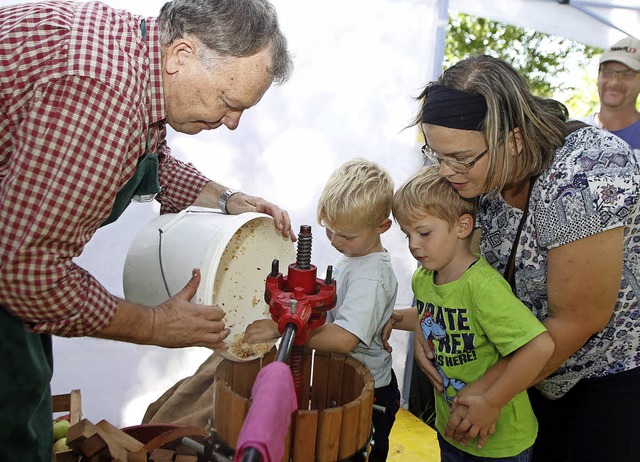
413, 55, 640, 461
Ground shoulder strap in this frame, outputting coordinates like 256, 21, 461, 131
503, 176, 537, 292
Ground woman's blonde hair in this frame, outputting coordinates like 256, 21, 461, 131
393, 165, 476, 229
317, 158, 394, 228
413, 55, 569, 193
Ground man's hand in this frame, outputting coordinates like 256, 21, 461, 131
227, 193, 296, 241
98, 269, 230, 349
193, 182, 297, 241
151, 268, 230, 349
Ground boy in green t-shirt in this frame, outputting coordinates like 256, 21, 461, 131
389, 166, 554, 461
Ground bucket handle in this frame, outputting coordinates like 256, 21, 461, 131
156, 207, 228, 298
156, 209, 190, 298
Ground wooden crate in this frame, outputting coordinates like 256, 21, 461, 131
52, 389, 82, 462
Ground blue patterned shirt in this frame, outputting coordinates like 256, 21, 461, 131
478, 126, 640, 399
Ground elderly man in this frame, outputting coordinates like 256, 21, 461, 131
0, 0, 294, 459
582, 36, 640, 151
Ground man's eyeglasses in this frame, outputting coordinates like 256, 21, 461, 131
599, 68, 640, 80
421, 145, 488, 173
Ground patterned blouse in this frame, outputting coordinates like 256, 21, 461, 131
478, 126, 640, 399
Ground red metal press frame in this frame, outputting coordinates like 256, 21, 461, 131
264, 225, 336, 404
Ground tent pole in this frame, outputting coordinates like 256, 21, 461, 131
403, 0, 450, 408
432, 0, 449, 78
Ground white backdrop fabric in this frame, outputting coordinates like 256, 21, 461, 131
1, 0, 635, 426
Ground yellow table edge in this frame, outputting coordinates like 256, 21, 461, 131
387, 407, 440, 461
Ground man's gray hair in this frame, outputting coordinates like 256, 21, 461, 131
158, 0, 293, 84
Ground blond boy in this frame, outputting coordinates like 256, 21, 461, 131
389, 166, 554, 461
244, 158, 400, 461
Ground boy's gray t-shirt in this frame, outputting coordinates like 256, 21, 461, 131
327, 251, 398, 388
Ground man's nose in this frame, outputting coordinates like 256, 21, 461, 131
222, 110, 243, 130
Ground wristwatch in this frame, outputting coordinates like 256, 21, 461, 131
218, 188, 241, 214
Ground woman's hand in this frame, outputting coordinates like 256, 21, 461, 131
447, 394, 497, 449
445, 359, 508, 447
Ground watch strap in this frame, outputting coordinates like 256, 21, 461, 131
218, 188, 241, 214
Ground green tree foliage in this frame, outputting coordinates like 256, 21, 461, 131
445, 12, 602, 117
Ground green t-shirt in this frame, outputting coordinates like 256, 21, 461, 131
412, 257, 547, 458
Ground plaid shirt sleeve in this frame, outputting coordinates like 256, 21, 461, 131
0, 73, 146, 337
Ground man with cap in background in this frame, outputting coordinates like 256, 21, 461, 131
582, 36, 640, 152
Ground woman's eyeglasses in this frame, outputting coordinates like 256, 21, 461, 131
421, 145, 488, 173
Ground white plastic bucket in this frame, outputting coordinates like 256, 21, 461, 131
123, 206, 295, 361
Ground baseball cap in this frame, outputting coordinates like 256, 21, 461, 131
600, 36, 640, 71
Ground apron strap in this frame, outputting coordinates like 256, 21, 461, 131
101, 19, 161, 227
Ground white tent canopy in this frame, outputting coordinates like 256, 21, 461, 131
1, 0, 637, 427
450, 0, 639, 49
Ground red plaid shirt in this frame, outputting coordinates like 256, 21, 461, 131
0, 1, 210, 336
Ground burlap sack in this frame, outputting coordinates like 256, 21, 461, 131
142, 352, 223, 428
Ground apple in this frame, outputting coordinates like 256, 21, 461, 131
52, 437, 69, 453
53, 419, 70, 440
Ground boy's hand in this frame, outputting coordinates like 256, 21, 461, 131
414, 327, 444, 392
243, 319, 280, 344
382, 310, 403, 352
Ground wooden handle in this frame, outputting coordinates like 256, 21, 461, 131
138, 426, 207, 454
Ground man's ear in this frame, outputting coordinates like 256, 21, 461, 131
457, 213, 475, 239
508, 127, 524, 157
163, 38, 196, 75
377, 218, 393, 234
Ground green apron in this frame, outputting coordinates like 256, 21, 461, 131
0, 20, 158, 460
101, 149, 161, 226
0, 149, 160, 459
0, 306, 54, 462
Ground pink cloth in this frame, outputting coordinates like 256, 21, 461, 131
234, 362, 298, 462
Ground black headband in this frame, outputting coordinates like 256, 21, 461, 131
421, 84, 487, 131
